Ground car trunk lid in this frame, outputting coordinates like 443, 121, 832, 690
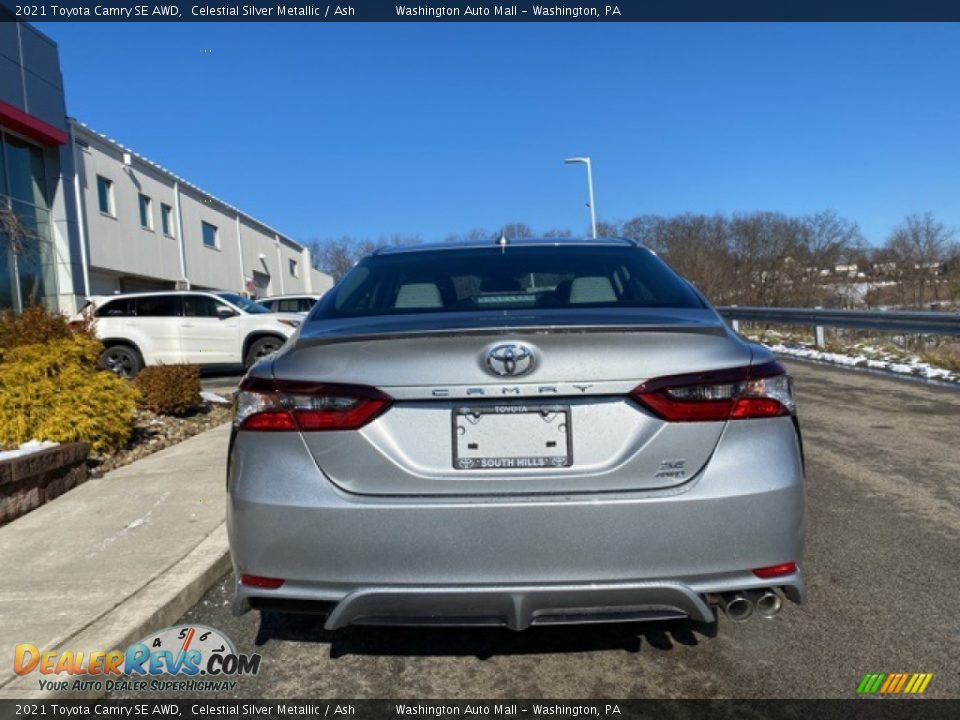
271, 309, 749, 496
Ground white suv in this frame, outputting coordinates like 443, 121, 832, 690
83, 291, 302, 378
256, 294, 322, 314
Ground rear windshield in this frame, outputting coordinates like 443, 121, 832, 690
313, 246, 705, 319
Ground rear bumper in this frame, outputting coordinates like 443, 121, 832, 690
227, 417, 806, 629
243, 574, 807, 631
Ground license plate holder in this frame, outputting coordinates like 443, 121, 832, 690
452, 405, 572, 470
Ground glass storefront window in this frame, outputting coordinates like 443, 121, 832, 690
0, 130, 58, 312
0, 221, 12, 310
4, 134, 48, 209
8, 199, 55, 310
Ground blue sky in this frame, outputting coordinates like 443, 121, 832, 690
45, 22, 960, 245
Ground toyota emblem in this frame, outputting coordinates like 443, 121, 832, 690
484, 343, 536, 377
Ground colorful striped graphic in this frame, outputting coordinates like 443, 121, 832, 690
857, 672, 933, 695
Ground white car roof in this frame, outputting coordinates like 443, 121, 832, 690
257, 294, 321, 301
88, 290, 230, 301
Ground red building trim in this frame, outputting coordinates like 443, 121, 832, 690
0, 100, 68, 146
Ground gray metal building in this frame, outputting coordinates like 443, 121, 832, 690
72, 122, 332, 301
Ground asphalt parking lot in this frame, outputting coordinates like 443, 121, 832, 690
132, 360, 960, 699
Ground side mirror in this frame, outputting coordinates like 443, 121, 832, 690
217, 306, 237, 319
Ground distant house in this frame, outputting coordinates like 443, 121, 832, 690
834, 263, 859, 277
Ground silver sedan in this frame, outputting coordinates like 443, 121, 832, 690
227, 238, 806, 630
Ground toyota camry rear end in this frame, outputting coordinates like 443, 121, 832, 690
227, 238, 806, 630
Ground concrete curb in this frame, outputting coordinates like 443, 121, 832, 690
1, 524, 231, 700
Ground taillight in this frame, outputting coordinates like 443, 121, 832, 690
234, 377, 392, 432
753, 561, 798, 579
240, 574, 285, 588
631, 361, 795, 422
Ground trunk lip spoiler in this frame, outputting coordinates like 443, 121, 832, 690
293, 322, 728, 349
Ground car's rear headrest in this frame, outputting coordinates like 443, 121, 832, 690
569, 276, 617, 304
553, 279, 573, 303
394, 283, 443, 309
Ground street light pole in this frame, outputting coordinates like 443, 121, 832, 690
564, 156, 597, 239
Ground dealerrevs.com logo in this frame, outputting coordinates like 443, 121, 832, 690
13, 624, 261, 693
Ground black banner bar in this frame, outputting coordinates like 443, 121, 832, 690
4, 0, 960, 22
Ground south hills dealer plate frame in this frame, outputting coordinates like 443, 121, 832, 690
451, 404, 573, 470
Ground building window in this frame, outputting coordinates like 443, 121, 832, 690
251, 269, 270, 297
97, 176, 114, 216
0, 131, 57, 312
289, 259, 298, 278
161, 203, 174, 236
201, 221, 218, 249
4, 134, 48, 207
138, 194, 153, 230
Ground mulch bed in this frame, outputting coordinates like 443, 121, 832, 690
87, 398, 234, 477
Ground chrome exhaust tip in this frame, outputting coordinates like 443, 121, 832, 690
718, 592, 754, 622
753, 589, 783, 618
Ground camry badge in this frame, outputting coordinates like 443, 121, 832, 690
484, 343, 536, 377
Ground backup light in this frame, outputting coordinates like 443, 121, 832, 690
234, 377, 392, 432
631, 361, 795, 422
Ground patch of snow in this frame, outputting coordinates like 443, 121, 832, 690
0, 439, 59, 462
201, 391, 230, 404
767, 343, 960, 384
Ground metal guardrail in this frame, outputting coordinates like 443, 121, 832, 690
717, 306, 960, 345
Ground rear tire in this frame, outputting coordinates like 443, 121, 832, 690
244, 336, 284, 369
99, 344, 143, 379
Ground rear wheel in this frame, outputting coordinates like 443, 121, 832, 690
244, 336, 284, 369
99, 344, 142, 379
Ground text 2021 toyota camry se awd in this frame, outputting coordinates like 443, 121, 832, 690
227, 237, 805, 630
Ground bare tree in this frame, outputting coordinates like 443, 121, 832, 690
445, 228, 493, 243
789, 211, 865, 306
944, 246, 960, 304
500, 222, 535, 239
884, 213, 955, 307
728, 213, 806, 306
308, 237, 356, 282
0, 204, 40, 257
620, 215, 666, 252
308, 234, 421, 283
594, 220, 620, 238
657, 214, 735, 304
802, 210, 864, 273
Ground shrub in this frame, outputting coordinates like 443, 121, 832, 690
134, 364, 202, 416
0, 335, 138, 452
0, 304, 96, 356
921, 343, 960, 373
